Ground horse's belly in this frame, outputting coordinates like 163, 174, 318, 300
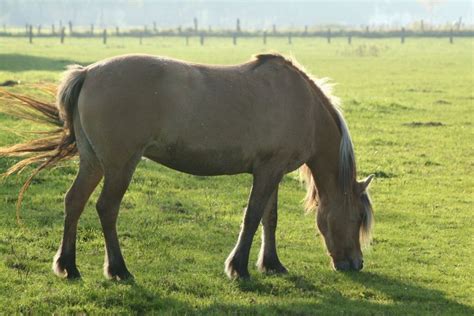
143, 143, 252, 176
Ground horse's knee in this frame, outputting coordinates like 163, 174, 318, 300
64, 184, 89, 218
64, 188, 78, 212
96, 197, 119, 226
95, 197, 106, 214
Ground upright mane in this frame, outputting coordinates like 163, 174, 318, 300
254, 53, 357, 199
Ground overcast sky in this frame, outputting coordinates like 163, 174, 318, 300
0, 0, 472, 28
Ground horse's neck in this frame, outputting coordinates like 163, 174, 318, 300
309, 103, 343, 200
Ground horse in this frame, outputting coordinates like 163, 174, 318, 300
0, 53, 374, 280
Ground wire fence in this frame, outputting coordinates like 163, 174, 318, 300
1, 22, 473, 45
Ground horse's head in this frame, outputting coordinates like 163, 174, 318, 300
317, 175, 374, 271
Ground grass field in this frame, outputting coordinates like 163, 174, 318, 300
0, 36, 473, 314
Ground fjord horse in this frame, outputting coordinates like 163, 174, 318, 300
0, 53, 374, 280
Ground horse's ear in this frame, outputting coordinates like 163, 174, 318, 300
356, 174, 374, 195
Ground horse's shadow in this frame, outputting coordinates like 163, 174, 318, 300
228, 271, 473, 314
96, 280, 191, 314
0, 54, 93, 72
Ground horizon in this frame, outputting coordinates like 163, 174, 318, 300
0, 0, 472, 29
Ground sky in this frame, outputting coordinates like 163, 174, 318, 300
0, 0, 472, 29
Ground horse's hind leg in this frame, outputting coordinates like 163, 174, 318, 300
225, 167, 283, 279
256, 187, 288, 274
53, 138, 103, 279
96, 153, 141, 280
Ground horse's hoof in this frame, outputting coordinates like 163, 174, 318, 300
225, 257, 250, 280
261, 265, 288, 275
53, 255, 81, 279
104, 264, 134, 281
257, 259, 288, 274
107, 271, 134, 281
225, 267, 250, 279
65, 269, 82, 279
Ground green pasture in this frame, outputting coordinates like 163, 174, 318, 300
0, 36, 472, 314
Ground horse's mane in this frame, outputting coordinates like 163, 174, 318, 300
254, 53, 356, 197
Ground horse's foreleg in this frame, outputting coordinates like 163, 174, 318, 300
256, 188, 288, 274
225, 168, 282, 279
53, 157, 103, 279
96, 154, 141, 281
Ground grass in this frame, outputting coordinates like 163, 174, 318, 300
0, 36, 473, 314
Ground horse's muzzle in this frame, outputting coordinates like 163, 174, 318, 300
333, 258, 363, 271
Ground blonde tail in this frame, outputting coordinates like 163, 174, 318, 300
0, 65, 87, 223
299, 164, 318, 213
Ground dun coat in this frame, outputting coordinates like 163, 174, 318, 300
0, 53, 374, 280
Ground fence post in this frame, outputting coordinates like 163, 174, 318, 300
272, 24, 276, 34
28, 25, 33, 43
263, 31, 267, 45
236, 18, 241, 33
288, 32, 292, 44
60, 27, 65, 44
68, 21, 73, 35
449, 28, 453, 44
327, 28, 331, 43
90, 24, 94, 35
37, 25, 41, 36
401, 27, 405, 44
103, 29, 107, 44
139, 33, 143, 45
200, 32, 204, 45
456, 17, 462, 30
116, 26, 119, 36
51, 24, 55, 35
348, 34, 352, 45
233, 33, 237, 45
194, 17, 198, 33
304, 25, 308, 36
153, 21, 157, 33
185, 34, 189, 46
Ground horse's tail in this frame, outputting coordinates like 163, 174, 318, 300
0, 65, 87, 219
299, 164, 318, 213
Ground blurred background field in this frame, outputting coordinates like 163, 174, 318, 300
0, 29, 473, 315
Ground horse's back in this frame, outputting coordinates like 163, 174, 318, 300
76, 54, 316, 174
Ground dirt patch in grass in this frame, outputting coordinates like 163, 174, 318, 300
0, 80, 19, 87
403, 121, 444, 127
362, 171, 394, 179
434, 99, 451, 105
406, 88, 443, 93
371, 171, 395, 179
